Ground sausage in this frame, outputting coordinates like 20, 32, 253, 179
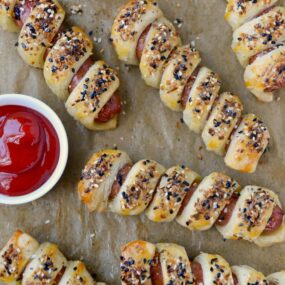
248, 47, 275, 65
14, 0, 38, 27
263, 205, 284, 234
216, 193, 239, 226
109, 163, 132, 201
68, 57, 95, 93
136, 24, 151, 62
233, 273, 238, 285
54, 267, 66, 284
177, 182, 199, 216
180, 67, 200, 109
150, 252, 164, 285
191, 261, 204, 285
95, 92, 122, 123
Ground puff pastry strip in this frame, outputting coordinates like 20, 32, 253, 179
79, 149, 285, 247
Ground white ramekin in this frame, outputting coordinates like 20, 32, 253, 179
0, 94, 68, 205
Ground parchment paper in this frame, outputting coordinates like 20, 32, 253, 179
0, 0, 285, 283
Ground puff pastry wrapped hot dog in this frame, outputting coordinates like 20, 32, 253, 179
111, 0, 270, 173
79, 149, 285, 247
121, 240, 285, 285
0, 230, 106, 284
225, 1, 285, 102
0, 0, 122, 130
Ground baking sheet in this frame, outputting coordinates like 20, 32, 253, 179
0, 0, 285, 283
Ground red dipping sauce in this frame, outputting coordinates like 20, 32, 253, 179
0, 105, 60, 196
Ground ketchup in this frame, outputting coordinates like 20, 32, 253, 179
0, 105, 60, 196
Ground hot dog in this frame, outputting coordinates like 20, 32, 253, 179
0, 0, 122, 131
217, 195, 284, 234
79, 149, 285, 247
122, 241, 285, 285
67, 57, 122, 125
112, 0, 269, 172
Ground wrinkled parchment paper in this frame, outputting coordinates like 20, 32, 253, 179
0, 0, 285, 283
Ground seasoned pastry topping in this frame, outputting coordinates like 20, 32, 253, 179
161, 46, 200, 97
120, 160, 160, 210
70, 64, 118, 113
0, 244, 20, 277
115, 0, 158, 42
228, 0, 275, 16
159, 249, 193, 284
120, 255, 152, 284
46, 27, 93, 76
238, 188, 274, 231
149, 168, 190, 218
142, 19, 179, 72
236, 116, 269, 153
80, 152, 122, 193
208, 256, 233, 285
263, 51, 285, 92
19, 1, 64, 50
186, 175, 237, 226
120, 241, 155, 285
30, 255, 64, 283
173, 49, 198, 79
207, 95, 243, 141
187, 71, 221, 117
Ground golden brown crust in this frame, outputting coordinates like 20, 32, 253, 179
65, 60, 120, 131
120, 240, 156, 285
78, 149, 131, 212
232, 7, 285, 67
244, 44, 285, 102
176, 172, 240, 231
111, 0, 163, 65
145, 165, 200, 222
225, 0, 278, 30
0, 230, 39, 283
17, 0, 65, 68
139, 17, 181, 88
225, 114, 270, 173
216, 186, 279, 241
109, 159, 165, 215
0, 0, 20, 32
44, 26, 93, 100
202, 92, 243, 156
183, 67, 221, 133
160, 45, 201, 111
